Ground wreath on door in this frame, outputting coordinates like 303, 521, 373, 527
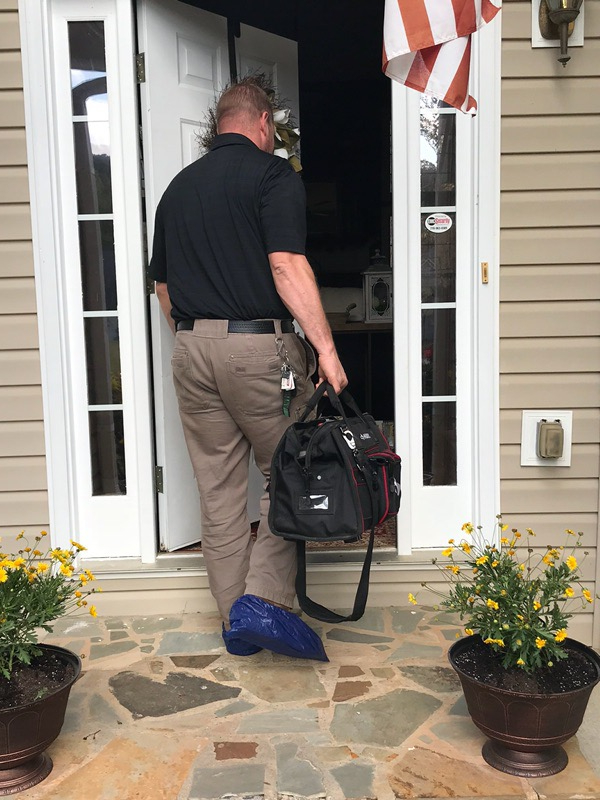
197, 73, 301, 172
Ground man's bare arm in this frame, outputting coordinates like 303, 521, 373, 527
268, 252, 347, 393
155, 281, 175, 335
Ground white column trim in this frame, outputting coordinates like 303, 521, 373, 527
19, 0, 76, 551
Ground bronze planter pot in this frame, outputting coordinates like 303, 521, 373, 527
449, 636, 600, 778
0, 644, 81, 795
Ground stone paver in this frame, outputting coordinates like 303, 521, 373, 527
330, 688, 442, 747
188, 764, 265, 799
22, 607, 600, 800
276, 742, 325, 797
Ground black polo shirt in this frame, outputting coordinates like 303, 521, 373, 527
149, 133, 306, 323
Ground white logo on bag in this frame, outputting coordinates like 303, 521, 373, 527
359, 433, 372, 440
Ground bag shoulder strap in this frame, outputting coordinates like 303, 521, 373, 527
294, 478, 377, 623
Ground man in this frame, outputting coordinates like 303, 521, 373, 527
149, 81, 347, 657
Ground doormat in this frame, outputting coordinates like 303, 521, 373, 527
178, 519, 397, 553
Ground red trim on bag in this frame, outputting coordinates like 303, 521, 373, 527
378, 468, 390, 524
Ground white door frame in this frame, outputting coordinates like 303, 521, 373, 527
393, 18, 501, 551
19, 0, 500, 564
19, 0, 156, 560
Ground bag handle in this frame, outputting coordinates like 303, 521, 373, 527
299, 381, 367, 425
294, 479, 377, 623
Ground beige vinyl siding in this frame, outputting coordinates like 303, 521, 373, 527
499, 0, 600, 645
0, 3, 49, 553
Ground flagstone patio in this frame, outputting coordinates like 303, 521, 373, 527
20, 608, 600, 800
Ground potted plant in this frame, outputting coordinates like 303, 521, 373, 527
0, 531, 99, 794
409, 517, 600, 778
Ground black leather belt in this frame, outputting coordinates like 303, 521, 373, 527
176, 319, 294, 334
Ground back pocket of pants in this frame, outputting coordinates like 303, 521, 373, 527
226, 354, 283, 417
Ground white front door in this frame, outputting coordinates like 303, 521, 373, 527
137, 0, 299, 551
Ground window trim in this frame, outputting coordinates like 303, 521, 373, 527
393, 18, 501, 552
19, 0, 156, 559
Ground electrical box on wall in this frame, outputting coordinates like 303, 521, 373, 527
521, 410, 573, 467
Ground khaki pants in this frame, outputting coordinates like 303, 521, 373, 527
171, 319, 316, 622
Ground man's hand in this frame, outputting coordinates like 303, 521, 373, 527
316, 352, 347, 395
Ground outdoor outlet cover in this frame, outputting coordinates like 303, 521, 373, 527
521, 410, 572, 467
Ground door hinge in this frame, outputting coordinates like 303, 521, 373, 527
154, 466, 164, 493
136, 53, 146, 83
481, 261, 489, 284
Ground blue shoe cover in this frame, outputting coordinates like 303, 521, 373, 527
222, 623, 262, 656
229, 595, 328, 662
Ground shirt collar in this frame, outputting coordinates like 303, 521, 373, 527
210, 133, 258, 151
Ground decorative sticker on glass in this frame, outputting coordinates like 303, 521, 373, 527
425, 213, 453, 233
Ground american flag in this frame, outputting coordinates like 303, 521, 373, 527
383, 0, 502, 114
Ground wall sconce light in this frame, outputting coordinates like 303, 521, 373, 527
539, 0, 584, 66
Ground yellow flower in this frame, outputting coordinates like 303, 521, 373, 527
462, 522, 474, 534
526, 528, 535, 536
484, 638, 505, 647
85, 570, 95, 581
27, 572, 37, 583
465, 628, 474, 636
535, 637, 546, 649
500, 524, 509, 532
0, 568, 7, 583
441, 547, 453, 558
448, 539, 455, 545
16, 532, 25, 540
476, 555, 489, 566
460, 542, 471, 554
24, 547, 31, 553
508, 549, 516, 556
533, 601, 541, 611
500, 537, 510, 545
36, 562, 49, 573
542, 555, 554, 566
566, 556, 577, 571
60, 563, 74, 577
89, 605, 97, 617
517, 658, 525, 666
566, 529, 576, 536
582, 589, 593, 604
491, 560, 499, 568
33, 550, 42, 556
564, 587, 574, 598
12, 557, 26, 568
408, 593, 417, 605
40, 530, 48, 537
486, 599, 499, 610
75, 590, 82, 598
70, 540, 87, 552
79, 574, 88, 584
555, 629, 568, 642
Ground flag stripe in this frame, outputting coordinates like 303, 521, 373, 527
398, 0, 435, 53
383, 0, 501, 114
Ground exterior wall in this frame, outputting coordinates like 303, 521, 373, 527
499, 0, 600, 644
3, 1, 599, 645
0, 0, 49, 553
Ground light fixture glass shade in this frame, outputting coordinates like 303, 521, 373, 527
543, 0, 583, 65
545, 0, 582, 12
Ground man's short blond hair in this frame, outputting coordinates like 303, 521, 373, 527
216, 81, 273, 131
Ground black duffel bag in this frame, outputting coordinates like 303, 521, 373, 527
269, 382, 401, 623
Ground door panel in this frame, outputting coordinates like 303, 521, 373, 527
138, 0, 299, 551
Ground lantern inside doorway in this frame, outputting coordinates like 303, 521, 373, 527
362, 249, 392, 323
